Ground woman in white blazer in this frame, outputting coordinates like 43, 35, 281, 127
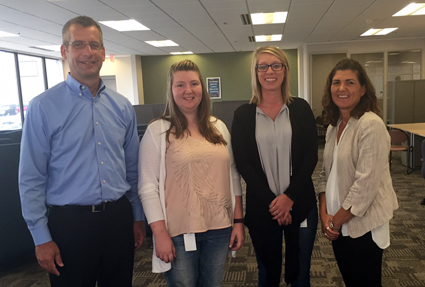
318, 58, 398, 287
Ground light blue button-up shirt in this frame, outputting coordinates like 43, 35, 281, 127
19, 74, 144, 246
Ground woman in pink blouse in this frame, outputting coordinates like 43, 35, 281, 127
138, 59, 244, 287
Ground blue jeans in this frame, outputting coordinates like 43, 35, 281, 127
255, 205, 318, 287
164, 227, 232, 287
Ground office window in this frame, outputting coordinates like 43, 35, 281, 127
0, 51, 20, 131
18, 54, 46, 110
46, 58, 64, 88
0, 51, 63, 131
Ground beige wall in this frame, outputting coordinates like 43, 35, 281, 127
100, 56, 141, 105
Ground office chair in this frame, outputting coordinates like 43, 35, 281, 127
388, 129, 413, 174
421, 139, 425, 205
315, 114, 327, 144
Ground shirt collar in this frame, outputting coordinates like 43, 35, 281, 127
256, 103, 288, 116
65, 73, 106, 97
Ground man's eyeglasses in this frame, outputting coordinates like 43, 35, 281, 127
66, 41, 103, 50
256, 63, 285, 72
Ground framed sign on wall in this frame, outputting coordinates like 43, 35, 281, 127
207, 77, 221, 99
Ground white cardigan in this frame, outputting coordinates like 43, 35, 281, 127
138, 117, 242, 272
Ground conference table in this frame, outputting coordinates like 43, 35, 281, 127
387, 122, 425, 169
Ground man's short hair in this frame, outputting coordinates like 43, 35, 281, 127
62, 15, 103, 45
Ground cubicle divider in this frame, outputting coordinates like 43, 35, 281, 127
133, 104, 166, 140
0, 133, 35, 268
212, 100, 248, 132
134, 101, 248, 135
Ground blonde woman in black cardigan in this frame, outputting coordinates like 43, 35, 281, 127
231, 46, 318, 287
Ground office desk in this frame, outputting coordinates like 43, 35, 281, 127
387, 123, 425, 168
387, 123, 425, 138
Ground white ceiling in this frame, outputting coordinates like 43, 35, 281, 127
0, 0, 423, 58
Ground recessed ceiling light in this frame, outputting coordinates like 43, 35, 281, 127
251, 12, 287, 25
145, 40, 179, 47
393, 3, 425, 16
360, 28, 397, 36
0, 31, 19, 37
99, 19, 149, 31
255, 34, 282, 42
375, 28, 398, 35
170, 51, 193, 55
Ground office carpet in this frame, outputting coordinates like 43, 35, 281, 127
1, 146, 425, 287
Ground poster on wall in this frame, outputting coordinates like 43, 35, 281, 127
207, 77, 221, 99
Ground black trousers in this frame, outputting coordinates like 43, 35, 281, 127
47, 196, 134, 287
332, 231, 383, 287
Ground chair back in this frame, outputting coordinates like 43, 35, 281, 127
421, 139, 425, 179
389, 129, 408, 145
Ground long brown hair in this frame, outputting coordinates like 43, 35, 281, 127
161, 59, 226, 145
322, 58, 380, 126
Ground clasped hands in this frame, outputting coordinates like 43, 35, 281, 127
269, 194, 293, 226
321, 214, 340, 241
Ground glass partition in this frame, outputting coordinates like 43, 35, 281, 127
388, 50, 421, 81
351, 53, 384, 117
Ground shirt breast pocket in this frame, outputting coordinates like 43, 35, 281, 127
106, 125, 126, 147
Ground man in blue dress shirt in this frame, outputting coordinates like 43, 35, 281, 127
19, 15, 145, 287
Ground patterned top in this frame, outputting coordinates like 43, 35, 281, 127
164, 135, 232, 237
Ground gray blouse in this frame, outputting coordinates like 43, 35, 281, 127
255, 104, 292, 196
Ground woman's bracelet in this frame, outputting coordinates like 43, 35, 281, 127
330, 218, 341, 231
234, 218, 244, 224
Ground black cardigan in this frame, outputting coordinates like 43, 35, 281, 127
231, 97, 318, 283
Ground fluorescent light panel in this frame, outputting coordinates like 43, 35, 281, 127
361, 28, 397, 36
251, 12, 287, 25
99, 19, 149, 31
0, 31, 19, 37
34, 45, 61, 52
393, 3, 425, 16
145, 40, 179, 47
170, 51, 193, 55
255, 34, 282, 42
